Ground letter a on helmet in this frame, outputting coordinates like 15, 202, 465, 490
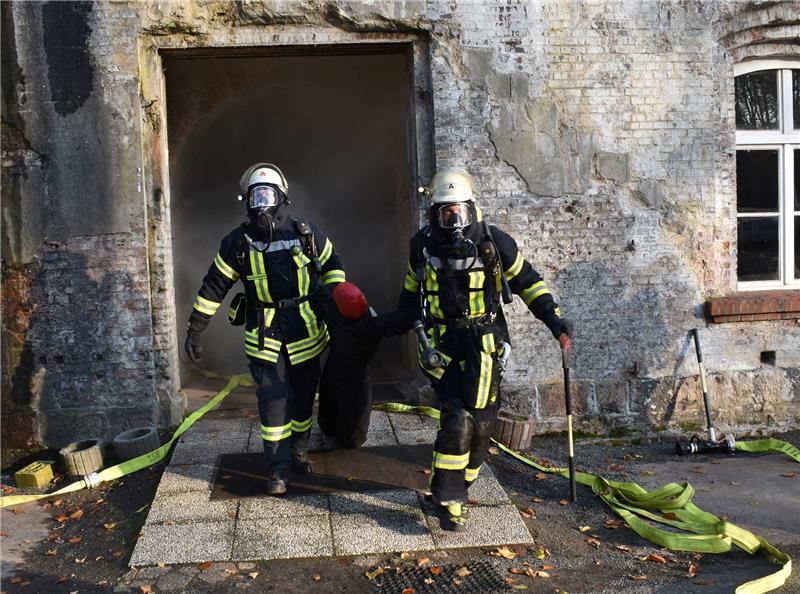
429, 167, 476, 205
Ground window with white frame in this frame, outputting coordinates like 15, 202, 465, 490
734, 61, 799, 289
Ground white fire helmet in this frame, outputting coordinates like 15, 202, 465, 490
428, 167, 476, 205
239, 163, 289, 196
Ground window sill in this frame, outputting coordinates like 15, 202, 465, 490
706, 290, 800, 323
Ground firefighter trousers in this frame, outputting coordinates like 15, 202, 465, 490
429, 359, 501, 505
248, 353, 320, 473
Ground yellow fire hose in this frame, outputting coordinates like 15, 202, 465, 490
1, 374, 796, 593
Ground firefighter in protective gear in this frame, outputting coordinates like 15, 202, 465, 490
400, 167, 572, 531
185, 163, 346, 495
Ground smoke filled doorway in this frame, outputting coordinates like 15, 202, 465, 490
164, 45, 419, 402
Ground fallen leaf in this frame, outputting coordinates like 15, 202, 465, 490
585, 537, 600, 548
198, 561, 213, 570
140, 586, 153, 594
424, 577, 434, 585
134, 504, 150, 513
68, 537, 81, 544
10, 507, 24, 515
694, 579, 714, 585
421, 469, 431, 475
511, 586, 528, 590
467, 498, 478, 505
93, 498, 105, 505
248, 572, 259, 580
224, 568, 238, 575
639, 470, 656, 477
688, 561, 699, 578
710, 459, 721, 464
629, 574, 648, 581
54, 514, 70, 523
692, 553, 703, 561
534, 571, 550, 578
542, 565, 555, 570
534, 472, 547, 481
45, 549, 57, 556
57, 576, 70, 583
519, 507, 535, 518
400, 551, 411, 560
430, 566, 442, 575
95, 556, 104, 561
645, 553, 667, 564
401, 589, 415, 594
313, 575, 321, 581
104, 523, 116, 531
604, 518, 622, 529
531, 497, 544, 503
416, 557, 429, 566
74, 556, 86, 564
53, 499, 64, 507
533, 547, 547, 560
163, 520, 176, 526
11, 577, 22, 584
661, 512, 678, 521
490, 546, 517, 560
452, 578, 461, 585
623, 454, 642, 461
112, 551, 124, 558
608, 463, 625, 471
579, 525, 591, 533
505, 577, 518, 585
156, 562, 165, 568
455, 566, 471, 577
68, 509, 84, 520
616, 544, 633, 552
780, 472, 797, 478
558, 499, 569, 506
488, 446, 499, 455
365, 567, 384, 580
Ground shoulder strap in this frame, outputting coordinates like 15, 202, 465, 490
235, 223, 249, 264
482, 222, 513, 307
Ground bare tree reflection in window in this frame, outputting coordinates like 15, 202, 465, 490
735, 71, 778, 130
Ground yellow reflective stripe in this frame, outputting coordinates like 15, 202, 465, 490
404, 264, 420, 292
245, 346, 280, 363
503, 252, 524, 281
432, 451, 470, 470
321, 269, 346, 285
465, 466, 481, 482
481, 332, 496, 354
286, 324, 328, 354
468, 271, 485, 316
425, 264, 443, 318
214, 253, 239, 281
475, 351, 493, 409
193, 295, 221, 316
319, 238, 333, 265
291, 417, 313, 433
520, 281, 550, 305
292, 250, 311, 269
248, 249, 272, 304
289, 332, 329, 365
261, 423, 292, 441
554, 307, 561, 317
244, 331, 282, 352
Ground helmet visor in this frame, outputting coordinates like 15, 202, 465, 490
248, 185, 281, 209
436, 203, 472, 229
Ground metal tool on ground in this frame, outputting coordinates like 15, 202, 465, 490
675, 328, 736, 456
413, 319, 444, 370
562, 342, 577, 502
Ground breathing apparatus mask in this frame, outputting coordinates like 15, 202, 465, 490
238, 163, 291, 241
419, 167, 480, 259
434, 202, 476, 258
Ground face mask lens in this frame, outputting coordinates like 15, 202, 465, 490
249, 185, 280, 209
437, 203, 472, 229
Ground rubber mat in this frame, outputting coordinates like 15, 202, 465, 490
372, 560, 510, 593
211, 444, 433, 499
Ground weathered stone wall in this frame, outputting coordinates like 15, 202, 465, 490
2, 0, 799, 452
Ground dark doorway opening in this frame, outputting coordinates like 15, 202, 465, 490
164, 45, 418, 400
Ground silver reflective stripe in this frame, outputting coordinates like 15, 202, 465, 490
428, 255, 485, 271
245, 235, 303, 253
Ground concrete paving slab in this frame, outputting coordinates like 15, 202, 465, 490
170, 435, 248, 465
130, 521, 235, 566
330, 490, 435, 555
395, 428, 437, 446
388, 412, 438, 431
238, 494, 330, 519
361, 430, 398, 447
145, 491, 238, 525
155, 463, 215, 495
232, 516, 333, 560
466, 466, 511, 505
423, 501, 533, 549
368, 410, 392, 432
178, 418, 251, 443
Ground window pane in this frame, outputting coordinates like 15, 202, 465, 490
737, 150, 779, 212
735, 71, 779, 130
796, 216, 800, 279
794, 70, 799, 129
795, 149, 799, 211
738, 217, 780, 281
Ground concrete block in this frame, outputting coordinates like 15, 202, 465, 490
466, 466, 510, 506
232, 516, 333, 560
368, 410, 392, 432
145, 491, 237, 525
238, 494, 329, 519
394, 429, 437, 446
424, 502, 532, 550
330, 490, 434, 555
179, 418, 251, 444
387, 412, 437, 431
170, 434, 248, 465
130, 521, 234, 566
361, 430, 398, 447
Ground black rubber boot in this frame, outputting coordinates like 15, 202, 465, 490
292, 450, 315, 474
265, 470, 288, 496
438, 503, 468, 532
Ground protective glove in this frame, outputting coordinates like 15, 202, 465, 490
185, 332, 203, 363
